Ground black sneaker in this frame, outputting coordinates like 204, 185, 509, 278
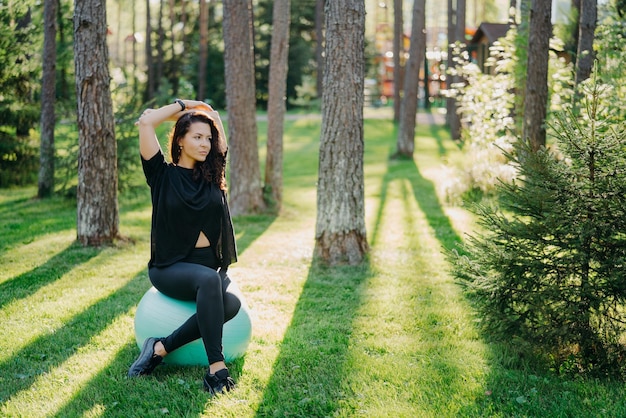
128, 337, 164, 377
203, 368, 235, 395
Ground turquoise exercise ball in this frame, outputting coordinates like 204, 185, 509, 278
133, 282, 252, 365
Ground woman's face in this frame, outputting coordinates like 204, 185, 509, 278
177, 121, 212, 168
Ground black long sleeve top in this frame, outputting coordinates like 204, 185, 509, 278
142, 151, 237, 269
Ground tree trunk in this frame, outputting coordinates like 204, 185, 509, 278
264, 0, 291, 211
156, 0, 165, 91
315, 0, 325, 99
74, 0, 119, 246
522, 0, 552, 152
455, 0, 466, 56
452, 0, 465, 139
145, 0, 155, 101
396, 0, 426, 156
446, 0, 455, 130
168, 0, 179, 96
223, 0, 265, 215
446, 0, 464, 140
575, 0, 597, 85
39, 0, 57, 199
393, 0, 403, 123
198, 0, 208, 100
315, 0, 368, 265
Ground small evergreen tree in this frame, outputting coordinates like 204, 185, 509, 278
450, 73, 626, 377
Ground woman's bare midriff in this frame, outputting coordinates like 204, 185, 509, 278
195, 231, 211, 248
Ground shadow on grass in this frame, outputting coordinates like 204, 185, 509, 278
371, 154, 462, 254
233, 213, 278, 255
365, 146, 482, 412
255, 261, 373, 417
36, 213, 274, 416
52, 338, 215, 417
0, 270, 148, 405
405, 158, 463, 252
0, 193, 76, 255
0, 242, 101, 310
426, 112, 452, 158
1, 267, 239, 417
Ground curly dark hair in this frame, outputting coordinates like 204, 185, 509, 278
169, 111, 228, 190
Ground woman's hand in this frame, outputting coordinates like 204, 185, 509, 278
180, 101, 223, 125
182, 100, 212, 111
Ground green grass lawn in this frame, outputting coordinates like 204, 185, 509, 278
1, 111, 626, 417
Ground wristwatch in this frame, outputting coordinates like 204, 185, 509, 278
175, 99, 186, 111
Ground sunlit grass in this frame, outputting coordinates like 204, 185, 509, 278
2, 109, 626, 417
3, 312, 134, 417
0, 231, 76, 283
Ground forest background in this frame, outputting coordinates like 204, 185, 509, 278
0, 0, 511, 189
1, 0, 626, 415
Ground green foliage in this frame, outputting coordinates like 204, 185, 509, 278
0, 1, 41, 134
0, 131, 38, 187
450, 75, 626, 378
255, 0, 318, 110
594, 2, 626, 123
443, 33, 518, 203
112, 88, 148, 193
444, 25, 574, 203
288, 74, 320, 110
54, 93, 148, 196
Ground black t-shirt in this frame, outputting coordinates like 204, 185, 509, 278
142, 150, 237, 269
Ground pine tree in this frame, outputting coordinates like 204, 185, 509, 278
451, 73, 626, 377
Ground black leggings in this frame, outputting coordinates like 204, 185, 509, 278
148, 247, 241, 364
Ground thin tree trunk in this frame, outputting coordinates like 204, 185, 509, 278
145, 0, 155, 101
522, 0, 552, 151
39, 0, 57, 198
451, 0, 465, 139
393, 0, 403, 123
455, 0, 466, 60
74, 0, 119, 246
575, 0, 597, 85
198, 0, 208, 100
169, 0, 179, 95
264, 0, 291, 211
223, 0, 265, 215
156, 0, 165, 90
396, 0, 426, 156
446, 0, 455, 128
315, 0, 368, 265
315, 0, 325, 99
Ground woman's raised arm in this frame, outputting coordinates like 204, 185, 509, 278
136, 100, 211, 160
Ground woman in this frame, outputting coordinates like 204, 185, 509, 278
128, 99, 241, 395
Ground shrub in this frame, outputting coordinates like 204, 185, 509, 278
450, 74, 626, 378
0, 131, 38, 187
442, 28, 574, 204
